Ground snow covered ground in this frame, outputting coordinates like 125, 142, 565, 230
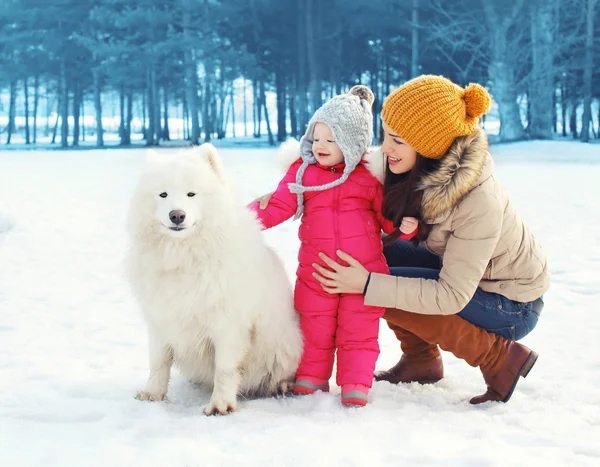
0, 141, 599, 467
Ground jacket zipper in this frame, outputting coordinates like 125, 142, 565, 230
332, 172, 340, 286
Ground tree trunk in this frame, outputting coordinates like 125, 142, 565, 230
81, 100, 85, 142
51, 94, 60, 144
162, 87, 170, 141
153, 71, 161, 143
45, 93, 53, 137
552, 87, 557, 134
581, 0, 596, 142
261, 80, 274, 145
482, 0, 526, 141
5, 80, 16, 144
252, 79, 257, 137
24, 77, 31, 144
146, 66, 156, 146
183, 95, 189, 140
411, 0, 419, 78
597, 100, 600, 138
528, 0, 555, 139
384, 38, 391, 98
217, 78, 227, 139
570, 100, 578, 138
60, 59, 69, 148
142, 91, 147, 140
276, 67, 287, 142
203, 69, 212, 142
243, 78, 248, 137
371, 68, 379, 141
119, 86, 126, 144
488, 42, 525, 141
254, 79, 262, 138
297, 0, 308, 134
561, 82, 567, 136
125, 91, 133, 145
183, 0, 200, 145
305, 0, 320, 113
72, 81, 81, 146
230, 84, 236, 138
93, 67, 104, 147
33, 74, 39, 143
289, 79, 297, 138
221, 85, 230, 139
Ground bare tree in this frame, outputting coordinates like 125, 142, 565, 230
411, 0, 419, 78
182, 0, 200, 145
305, 0, 320, 114
528, 0, 558, 139
481, 0, 528, 141
581, 0, 597, 142
429, 1, 489, 83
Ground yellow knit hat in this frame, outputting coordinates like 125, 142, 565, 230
381, 75, 491, 159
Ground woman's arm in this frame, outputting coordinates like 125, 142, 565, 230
314, 192, 503, 315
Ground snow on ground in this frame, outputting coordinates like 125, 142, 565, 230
0, 141, 599, 467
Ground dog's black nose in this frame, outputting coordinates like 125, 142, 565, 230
169, 210, 186, 225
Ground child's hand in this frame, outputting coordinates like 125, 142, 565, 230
247, 191, 274, 209
400, 217, 418, 235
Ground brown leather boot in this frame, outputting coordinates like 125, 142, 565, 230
383, 308, 538, 404
469, 340, 538, 404
375, 322, 443, 384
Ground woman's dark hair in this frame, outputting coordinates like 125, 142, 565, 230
381, 154, 440, 246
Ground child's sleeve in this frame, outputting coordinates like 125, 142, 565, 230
372, 183, 397, 235
249, 161, 301, 230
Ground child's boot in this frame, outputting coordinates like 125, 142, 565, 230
341, 383, 369, 407
293, 376, 330, 395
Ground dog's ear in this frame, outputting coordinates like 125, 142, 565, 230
194, 143, 224, 178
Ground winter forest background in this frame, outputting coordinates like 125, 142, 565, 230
0, 0, 599, 149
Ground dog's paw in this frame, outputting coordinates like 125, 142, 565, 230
204, 398, 237, 416
274, 380, 294, 398
135, 390, 167, 402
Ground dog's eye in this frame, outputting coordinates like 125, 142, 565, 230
187, 192, 196, 197
159, 192, 168, 198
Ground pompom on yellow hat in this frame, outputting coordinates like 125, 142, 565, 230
381, 75, 492, 159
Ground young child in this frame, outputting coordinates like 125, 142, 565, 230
250, 86, 416, 406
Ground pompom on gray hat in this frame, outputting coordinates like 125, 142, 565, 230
288, 85, 375, 220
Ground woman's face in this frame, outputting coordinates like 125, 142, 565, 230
380, 122, 418, 174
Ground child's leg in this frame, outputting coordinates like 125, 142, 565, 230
336, 294, 385, 405
294, 278, 339, 392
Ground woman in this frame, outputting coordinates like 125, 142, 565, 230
254, 75, 549, 404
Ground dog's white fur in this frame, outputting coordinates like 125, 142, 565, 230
126, 144, 303, 415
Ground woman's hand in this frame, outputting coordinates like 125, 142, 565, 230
400, 217, 418, 235
247, 191, 274, 209
312, 250, 370, 294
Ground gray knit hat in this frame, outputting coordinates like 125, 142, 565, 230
288, 85, 375, 220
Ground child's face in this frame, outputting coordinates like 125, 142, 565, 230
312, 123, 344, 166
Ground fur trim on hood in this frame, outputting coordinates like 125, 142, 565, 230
420, 127, 490, 224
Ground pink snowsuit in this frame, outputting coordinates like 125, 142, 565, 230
250, 158, 395, 387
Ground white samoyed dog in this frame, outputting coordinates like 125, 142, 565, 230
125, 144, 303, 415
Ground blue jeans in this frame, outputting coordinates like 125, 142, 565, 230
383, 240, 542, 341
